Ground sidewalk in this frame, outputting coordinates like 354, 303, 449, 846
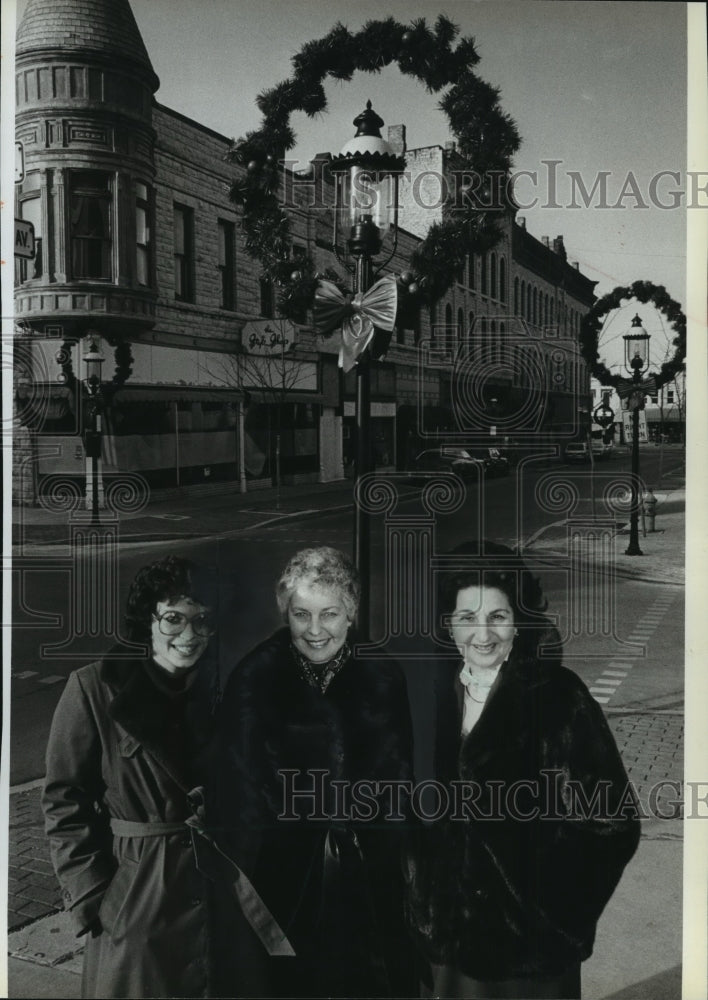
7, 715, 686, 999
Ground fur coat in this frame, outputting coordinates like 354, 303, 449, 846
210, 627, 422, 998
42, 653, 219, 999
404, 628, 641, 982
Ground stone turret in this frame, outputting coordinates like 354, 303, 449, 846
15, 0, 160, 337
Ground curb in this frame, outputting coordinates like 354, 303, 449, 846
11, 499, 356, 549
525, 544, 685, 587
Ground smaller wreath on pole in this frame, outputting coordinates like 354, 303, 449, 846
225, 15, 520, 328
579, 280, 686, 390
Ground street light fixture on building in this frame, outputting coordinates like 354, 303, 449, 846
622, 314, 650, 556
329, 102, 405, 634
83, 337, 105, 526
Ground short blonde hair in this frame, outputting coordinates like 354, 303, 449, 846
276, 547, 360, 621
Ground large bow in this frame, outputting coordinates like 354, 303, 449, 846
314, 277, 397, 372
616, 375, 657, 401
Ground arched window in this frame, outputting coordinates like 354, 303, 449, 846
527, 284, 532, 321
514, 277, 519, 316
550, 298, 555, 326
480, 254, 487, 295
469, 254, 476, 289
544, 293, 549, 328
520, 280, 526, 318
532, 287, 538, 326
499, 257, 506, 303
469, 311, 475, 339
490, 253, 497, 299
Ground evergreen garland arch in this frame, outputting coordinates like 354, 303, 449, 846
226, 15, 521, 326
579, 280, 686, 389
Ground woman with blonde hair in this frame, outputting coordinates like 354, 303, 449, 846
212, 546, 421, 998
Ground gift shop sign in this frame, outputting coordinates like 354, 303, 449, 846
241, 320, 297, 356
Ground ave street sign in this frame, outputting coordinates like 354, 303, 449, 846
15, 219, 35, 259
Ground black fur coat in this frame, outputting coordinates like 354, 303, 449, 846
210, 628, 421, 998
404, 629, 641, 981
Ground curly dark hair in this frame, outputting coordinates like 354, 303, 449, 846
124, 555, 218, 644
437, 540, 550, 650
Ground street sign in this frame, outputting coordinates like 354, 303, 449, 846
622, 410, 648, 444
15, 219, 35, 259
15, 141, 24, 184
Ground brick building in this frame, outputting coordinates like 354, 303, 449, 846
13, 0, 596, 505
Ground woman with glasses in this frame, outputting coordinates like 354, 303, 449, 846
42, 555, 221, 999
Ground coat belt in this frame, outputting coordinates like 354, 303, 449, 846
110, 818, 186, 837
109, 804, 296, 959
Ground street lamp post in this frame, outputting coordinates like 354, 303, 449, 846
83, 338, 105, 527
622, 315, 650, 556
329, 102, 405, 634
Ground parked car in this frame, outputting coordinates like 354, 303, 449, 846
563, 441, 590, 463
564, 440, 613, 463
591, 439, 614, 460
411, 446, 510, 479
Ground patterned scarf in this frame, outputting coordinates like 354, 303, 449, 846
291, 641, 351, 693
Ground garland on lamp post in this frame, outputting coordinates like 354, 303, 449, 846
226, 15, 521, 325
579, 280, 686, 389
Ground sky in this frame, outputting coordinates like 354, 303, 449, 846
9, 0, 694, 370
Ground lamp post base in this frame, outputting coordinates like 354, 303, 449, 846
624, 541, 644, 556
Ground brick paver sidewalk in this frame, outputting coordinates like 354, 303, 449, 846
8, 786, 62, 931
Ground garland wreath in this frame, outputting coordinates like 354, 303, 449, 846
579, 280, 686, 390
54, 339, 134, 398
226, 15, 520, 327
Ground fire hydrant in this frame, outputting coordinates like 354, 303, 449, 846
643, 488, 658, 532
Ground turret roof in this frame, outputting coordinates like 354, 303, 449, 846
17, 0, 158, 85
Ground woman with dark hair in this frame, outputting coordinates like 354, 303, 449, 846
405, 540, 640, 999
211, 546, 420, 998
42, 555, 221, 999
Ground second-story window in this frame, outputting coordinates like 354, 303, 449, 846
260, 276, 275, 318
218, 219, 236, 310
70, 170, 112, 279
174, 203, 195, 302
135, 182, 151, 287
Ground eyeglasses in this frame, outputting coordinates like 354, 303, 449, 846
153, 610, 215, 637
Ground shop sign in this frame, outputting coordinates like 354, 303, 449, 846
241, 320, 296, 356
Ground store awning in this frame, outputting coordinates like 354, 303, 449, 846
112, 386, 243, 404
